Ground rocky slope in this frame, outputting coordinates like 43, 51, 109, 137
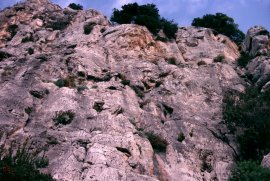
0, 0, 269, 181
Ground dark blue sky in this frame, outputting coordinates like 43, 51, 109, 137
1, 0, 269, 33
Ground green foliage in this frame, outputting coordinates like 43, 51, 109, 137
145, 132, 168, 152
237, 52, 253, 67
192, 13, 245, 45
160, 18, 178, 39
167, 57, 177, 65
27, 48, 34, 55
177, 132, 185, 142
84, 22, 95, 35
213, 55, 225, 63
68, 3, 83, 10
46, 16, 72, 30
22, 34, 34, 43
7, 24, 18, 39
223, 88, 270, 161
0, 141, 54, 181
111, 3, 178, 39
229, 161, 270, 181
30, 89, 49, 99
54, 76, 76, 88
0, 51, 11, 61
53, 110, 75, 125
197, 60, 207, 66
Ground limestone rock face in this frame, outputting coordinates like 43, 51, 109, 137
242, 26, 270, 92
0, 1, 248, 181
176, 27, 240, 64
242, 26, 270, 56
262, 153, 270, 169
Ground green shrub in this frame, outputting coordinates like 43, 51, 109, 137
84, 22, 95, 35
223, 88, 270, 161
177, 132, 185, 142
213, 55, 225, 63
53, 110, 75, 125
111, 3, 178, 39
192, 13, 245, 45
167, 57, 177, 65
68, 3, 83, 10
237, 52, 253, 67
145, 132, 168, 152
54, 76, 76, 88
46, 16, 72, 30
161, 18, 178, 39
0, 51, 11, 61
197, 60, 207, 66
229, 161, 270, 181
27, 48, 34, 55
22, 34, 34, 43
0, 141, 54, 181
7, 24, 18, 39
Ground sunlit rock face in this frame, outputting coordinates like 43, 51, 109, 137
1, 1, 262, 181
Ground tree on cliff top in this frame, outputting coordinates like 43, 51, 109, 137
111, 3, 178, 39
192, 13, 245, 45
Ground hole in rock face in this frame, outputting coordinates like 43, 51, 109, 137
116, 147, 131, 157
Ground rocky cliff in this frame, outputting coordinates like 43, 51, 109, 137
0, 0, 269, 181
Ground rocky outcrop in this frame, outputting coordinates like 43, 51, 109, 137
241, 26, 270, 92
242, 26, 270, 57
0, 1, 247, 181
176, 27, 240, 64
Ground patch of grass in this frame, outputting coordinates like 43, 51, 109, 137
145, 132, 168, 152
0, 141, 54, 181
237, 52, 253, 67
213, 55, 225, 63
177, 132, 185, 142
53, 110, 75, 125
229, 161, 270, 181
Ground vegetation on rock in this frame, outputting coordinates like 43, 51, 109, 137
192, 13, 245, 45
0, 141, 54, 181
223, 87, 270, 161
53, 110, 75, 125
237, 52, 253, 67
68, 3, 83, 10
229, 161, 270, 181
111, 3, 178, 39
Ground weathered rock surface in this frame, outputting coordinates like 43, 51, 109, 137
241, 26, 270, 92
242, 26, 270, 57
0, 1, 256, 181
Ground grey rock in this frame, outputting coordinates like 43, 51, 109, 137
242, 26, 270, 56
0, 1, 257, 181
